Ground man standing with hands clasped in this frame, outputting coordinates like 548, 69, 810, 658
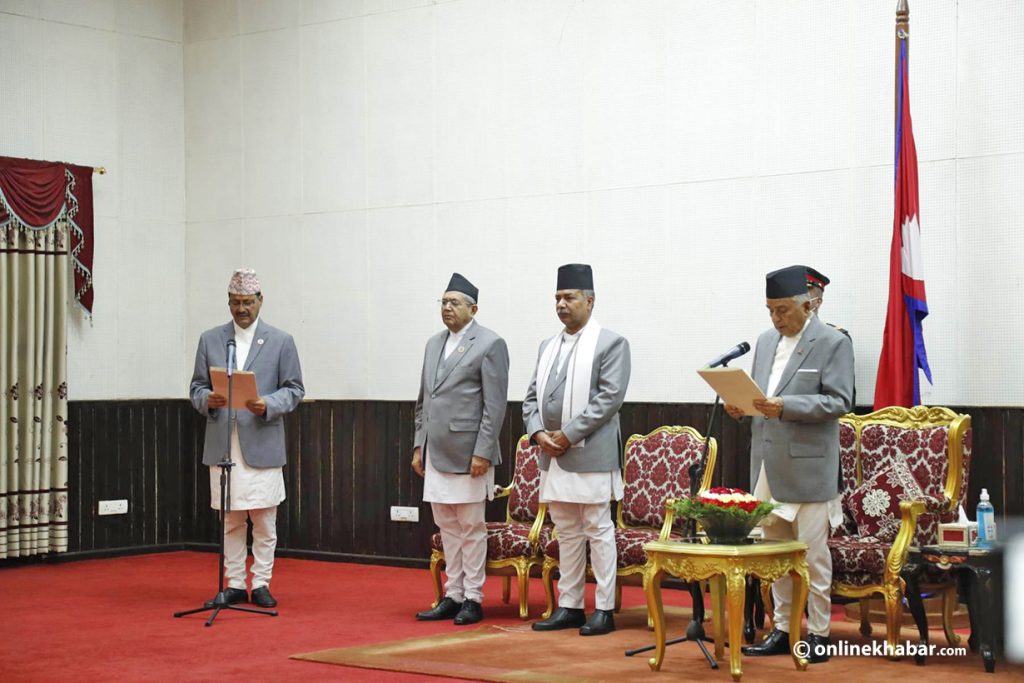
525, 263, 631, 637
412, 273, 510, 626
725, 265, 854, 664
189, 268, 305, 609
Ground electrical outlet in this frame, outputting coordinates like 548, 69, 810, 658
97, 499, 128, 515
390, 505, 419, 523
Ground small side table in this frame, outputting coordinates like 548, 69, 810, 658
642, 539, 810, 681
902, 544, 1004, 672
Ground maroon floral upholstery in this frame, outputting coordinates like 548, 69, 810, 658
828, 407, 972, 654
540, 426, 715, 616
847, 463, 926, 542
859, 423, 951, 501
507, 442, 543, 523
839, 421, 858, 493
621, 428, 708, 531
830, 536, 888, 587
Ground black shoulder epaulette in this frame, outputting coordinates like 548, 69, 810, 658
827, 322, 851, 340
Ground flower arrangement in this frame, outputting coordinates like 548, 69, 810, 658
672, 487, 776, 544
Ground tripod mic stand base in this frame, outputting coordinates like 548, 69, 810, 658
625, 618, 718, 669
174, 600, 278, 627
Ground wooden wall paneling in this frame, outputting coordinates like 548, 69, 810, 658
277, 409, 299, 550
315, 402, 335, 552
299, 402, 324, 551
188, 408, 217, 546
52, 400, 1024, 566
1004, 408, 1024, 525
353, 401, 382, 557
379, 401, 400, 557
331, 401, 355, 554
129, 403, 148, 547
96, 402, 122, 550
956, 406, 996, 518
396, 400, 428, 559
66, 402, 85, 552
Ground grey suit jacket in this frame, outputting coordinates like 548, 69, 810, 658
749, 315, 854, 503
414, 322, 510, 472
190, 320, 305, 468
522, 328, 631, 473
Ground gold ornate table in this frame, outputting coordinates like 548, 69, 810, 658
642, 539, 810, 681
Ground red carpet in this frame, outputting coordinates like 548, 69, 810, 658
0, 551, 1020, 681
0, 552, 500, 682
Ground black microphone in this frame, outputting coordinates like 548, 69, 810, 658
705, 342, 750, 368
226, 339, 235, 378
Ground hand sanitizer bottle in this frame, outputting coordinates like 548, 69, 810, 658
976, 488, 996, 547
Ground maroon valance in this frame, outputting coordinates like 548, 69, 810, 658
0, 156, 94, 315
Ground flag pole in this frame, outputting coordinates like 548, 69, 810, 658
895, 1, 909, 136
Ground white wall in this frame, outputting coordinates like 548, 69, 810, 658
7, 1, 1019, 406
0, 0, 186, 399
181, 0, 1024, 406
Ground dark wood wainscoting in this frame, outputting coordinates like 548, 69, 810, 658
63, 400, 1022, 565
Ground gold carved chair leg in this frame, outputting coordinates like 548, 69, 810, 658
516, 562, 532, 619
429, 549, 445, 608
942, 583, 962, 646
502, 576, 511, 604
859, 597, 873, 637
883, 587, 904, 658
615, 583, 623, 613
541, 557, 557, 619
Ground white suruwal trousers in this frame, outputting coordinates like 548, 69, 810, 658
209, 426, 285, 591
423, 449, 493, 604
761, 505, 833, 636
547, 500, 617, 611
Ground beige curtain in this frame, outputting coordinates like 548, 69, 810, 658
0, 218, 69, 558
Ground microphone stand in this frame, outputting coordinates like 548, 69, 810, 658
625, 365, 728, 668
175, 346, 277, 626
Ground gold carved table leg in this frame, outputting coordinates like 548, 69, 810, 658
788, 560, 810, 672
644, 562, 667, 672
726, 568, 748, 681
708, 574, 726, 661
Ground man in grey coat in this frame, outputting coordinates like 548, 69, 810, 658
726, 265, 854, 663
525, 263, 631, 636
412, 273, 510, 626
189, 268, 304, 609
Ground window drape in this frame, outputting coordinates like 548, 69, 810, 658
0, 156, 94, 558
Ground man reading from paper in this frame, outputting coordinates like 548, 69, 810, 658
725, 265, 853, 664
189, 268, 304, 609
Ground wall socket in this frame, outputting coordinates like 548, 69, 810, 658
97, 499, 128, 515
390, 505, 419, 523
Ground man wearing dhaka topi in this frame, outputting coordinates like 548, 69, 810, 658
189, 268, 304, 609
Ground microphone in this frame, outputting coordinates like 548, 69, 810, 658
226, 339, 235, 378
705, 342, 750, 369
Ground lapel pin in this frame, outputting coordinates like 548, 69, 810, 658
257, 339, 264, 345
457, 345, 465, 353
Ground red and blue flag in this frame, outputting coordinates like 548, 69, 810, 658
872, 37, 929, 409
874, 38, 932, 409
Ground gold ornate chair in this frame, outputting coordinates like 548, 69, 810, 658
428, 435, 550, 619
827, 406, 972, 652
539, 425, 717, 619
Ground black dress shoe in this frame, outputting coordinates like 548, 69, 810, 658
579, 609, 616, 636
532, 607, 586, 631
204, 587, 248, 608
806, 633, 831, 663
416, 597, 463, 621
741, 628, 790, 656
251, 586, 277, 608
453, 599, 483, 625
